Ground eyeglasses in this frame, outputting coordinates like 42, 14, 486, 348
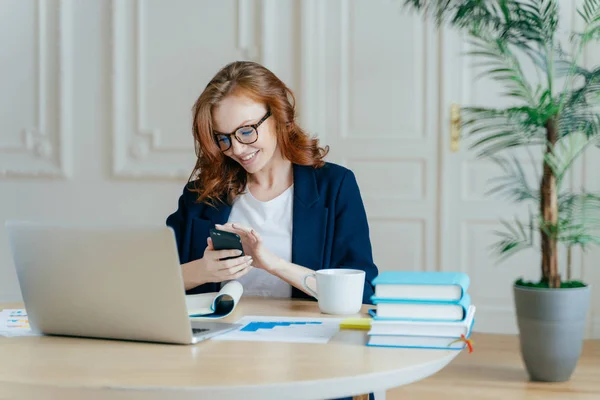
213, 110, 271, 152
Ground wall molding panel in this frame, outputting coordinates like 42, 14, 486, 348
299, 0, 327, 142
111, 0, 264, 179
369, 217, 426, 273
0, 0, 72, 178
338, 0, 426, 140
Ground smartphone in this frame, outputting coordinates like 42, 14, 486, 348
209, 228, 244, 260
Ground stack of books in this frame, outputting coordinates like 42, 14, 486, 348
367, 271, 475, 350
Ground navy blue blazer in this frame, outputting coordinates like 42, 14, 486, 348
166, 162, 379, 304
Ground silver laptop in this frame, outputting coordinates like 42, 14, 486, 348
5, 221, 239, 344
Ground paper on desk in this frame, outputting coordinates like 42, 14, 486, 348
0, 309, 37, 337
211, 315, 344, 344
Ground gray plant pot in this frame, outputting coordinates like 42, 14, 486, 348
513, 283, 591, 382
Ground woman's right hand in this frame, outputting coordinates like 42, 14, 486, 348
182, 237, 253, 289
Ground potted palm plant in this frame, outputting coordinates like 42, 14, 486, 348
402, 0, 600, 382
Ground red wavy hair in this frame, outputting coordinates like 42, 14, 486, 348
189, 61, 329, 205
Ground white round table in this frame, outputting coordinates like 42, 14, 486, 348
0, 298, 459, 399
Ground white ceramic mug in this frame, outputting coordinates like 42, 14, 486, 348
302, 269, 366, 315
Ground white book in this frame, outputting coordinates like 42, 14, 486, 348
367, 333, 470, 349
369, 305, 476, 337
374, 297, 469, 321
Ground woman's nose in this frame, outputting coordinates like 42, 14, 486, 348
230, 139, 246, 155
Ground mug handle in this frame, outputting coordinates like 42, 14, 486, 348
302, 273, 318, 299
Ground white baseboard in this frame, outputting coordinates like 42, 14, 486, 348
470, 306, 519, 335
472, 305, 600, 339
591, 316, 600, 339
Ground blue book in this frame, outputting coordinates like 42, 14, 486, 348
371, 292, 471, 322
371, 271, 470, 302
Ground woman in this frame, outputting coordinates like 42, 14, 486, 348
166, 61, 378, 304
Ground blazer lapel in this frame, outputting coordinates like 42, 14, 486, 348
292, 164, 328, 271
189, 200, 232, 261
202, 200, 232, 226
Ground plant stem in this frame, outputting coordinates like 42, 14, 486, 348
540, 116, 561, 288
567, 245, 572, 282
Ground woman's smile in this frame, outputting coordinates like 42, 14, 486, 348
237, 149, 260, 167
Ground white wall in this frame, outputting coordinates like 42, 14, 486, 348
1, 0, 599, 338
0, 0, 301, 301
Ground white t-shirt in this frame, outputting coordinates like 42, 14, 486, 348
226, 185, 294, 297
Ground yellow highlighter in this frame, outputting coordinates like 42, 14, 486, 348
339, 318, 371, 330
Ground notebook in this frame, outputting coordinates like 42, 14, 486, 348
185, 280, 243, 319
371, 271, 470, 302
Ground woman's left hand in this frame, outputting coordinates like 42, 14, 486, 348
214, 223, 280, 272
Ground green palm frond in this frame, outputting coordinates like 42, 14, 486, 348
532, 41, 586, 84
556, 221, 600, 249
560, 66, 600, 108
559, 192, 600, 226
536, 191, 600, 250
402, 0, 555, 46
491, 1, 547, 48
490, 211, 537, 262
576, 0, 600, 45
552, 192, 600, 249
486, 155, 539, 202
553, 58, 588, 79
579, 0, 600, 24
521, 0, 558, 41
544, 132, 598, 186
402, 0, 500, 30
462, 106, 544, 128
461, 106, 546, 156
467, 35, 536, 104
559, 77, 600, 148
560, 88, 600, 113
560, 110, 600, 141
550, 55, 596, 80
